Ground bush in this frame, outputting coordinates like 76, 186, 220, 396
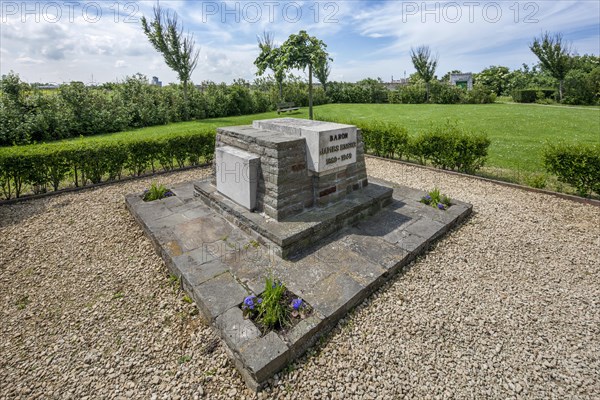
562, 68, 600, 105
326, 78, 388, 104
512, 88, 556, 103
0, 129, 215, 199
359, 121, 409, 158
409, 121, 491, 173
388, 84, 427, 104
463, 84, 497, 104
429, 81, 465, 104
544, 143, 600, 196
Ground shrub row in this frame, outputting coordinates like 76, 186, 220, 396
388, 82, 497, 104
317, 116, 491, 173
410, 123, 491, 173
512, 89, 556, 103
1, 73, 330, 146
0, 129, 215, 199
544, 143, 600, 196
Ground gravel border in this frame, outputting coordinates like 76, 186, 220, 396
1, 159, 598, 399
366, 155, 600, 207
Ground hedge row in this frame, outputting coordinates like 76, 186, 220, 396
512, 89, 556, 103
0, 129, 215, 199
318, 116, 491, 173
544, 143, 600, 196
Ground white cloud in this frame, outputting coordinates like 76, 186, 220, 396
16, 57, 44, 65
114, 60, 129, 68
0, 0, 597, 84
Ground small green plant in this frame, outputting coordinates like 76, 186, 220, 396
420, 187, 452, 210
242, 276, 312, 332
258, 276, 287, 330
243, 240, 261, 250
525, 173, 548, 189
112, 292, 124, 300
178, 355, 192, 364
182, 294, 193, 304
143, 182, 175, 201
16, 295, 29, 310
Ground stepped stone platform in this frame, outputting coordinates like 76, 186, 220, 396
125, 178, 472, 391
194, 179, 392, 259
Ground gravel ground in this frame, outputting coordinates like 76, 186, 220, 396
1, 158, 598, 399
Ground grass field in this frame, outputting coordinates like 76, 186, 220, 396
311, 103, 600, 174
38, 102, 600, 177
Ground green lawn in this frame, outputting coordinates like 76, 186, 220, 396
311, 103, 600, 174
47, 102, 599, 175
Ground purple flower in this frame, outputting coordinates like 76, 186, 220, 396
424, 194, 432, 201
243, 295, 256, 310
291, 298, 303, 311
437, 203, 445, 210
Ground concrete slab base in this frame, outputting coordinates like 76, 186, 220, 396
125, 177, 472, 391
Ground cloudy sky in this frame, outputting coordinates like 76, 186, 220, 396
1, 0, 599, 84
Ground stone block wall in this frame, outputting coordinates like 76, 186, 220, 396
214, 121, 370, 221
215, 127, 313, 221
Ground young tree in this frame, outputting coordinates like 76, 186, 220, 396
254, 31, 285, 101
529, 32, 573, 102
410, 45, 438, 102
141, 4, 199, 118
314, 60, 331, 93
278, 31, 331, 120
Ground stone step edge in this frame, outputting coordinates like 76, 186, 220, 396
193, 181, 393, 259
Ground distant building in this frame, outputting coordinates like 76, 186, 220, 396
151, 76, 163, 87
384, 76, 409, 90
450, 73, 473, 90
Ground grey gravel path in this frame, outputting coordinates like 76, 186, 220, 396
1, 158, 598, 399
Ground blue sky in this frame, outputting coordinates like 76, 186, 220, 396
1, 1, 599, 84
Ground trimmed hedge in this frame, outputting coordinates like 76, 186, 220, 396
410, 122, 491, 173
0, 129, 215, 199
316, 115, 491, 173
544, 143, 600, 196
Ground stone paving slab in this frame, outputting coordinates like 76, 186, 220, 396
125, 178, 472, 391
194, 179, 393, 259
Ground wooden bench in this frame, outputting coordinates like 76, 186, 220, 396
276, 102, 300, 114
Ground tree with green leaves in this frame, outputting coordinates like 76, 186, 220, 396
141, 4, 199, 118
410, 45, 438, 102
475, 66, 510, 96
278, 30, 330, 120
254, 31, 285, 101
529, 32, 573, 102
314, 60, 331, 93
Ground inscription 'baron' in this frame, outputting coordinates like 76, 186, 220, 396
330, 132, 348, 141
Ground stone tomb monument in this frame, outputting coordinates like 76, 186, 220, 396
194, 118, 393, 258
126, 117, 473, 391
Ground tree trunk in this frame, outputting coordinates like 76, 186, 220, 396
426, 81, 430, 103
183, 79, 189, 120
559, 80, 563, 103
278, 81, 283, 101
309, 64, 314, 120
